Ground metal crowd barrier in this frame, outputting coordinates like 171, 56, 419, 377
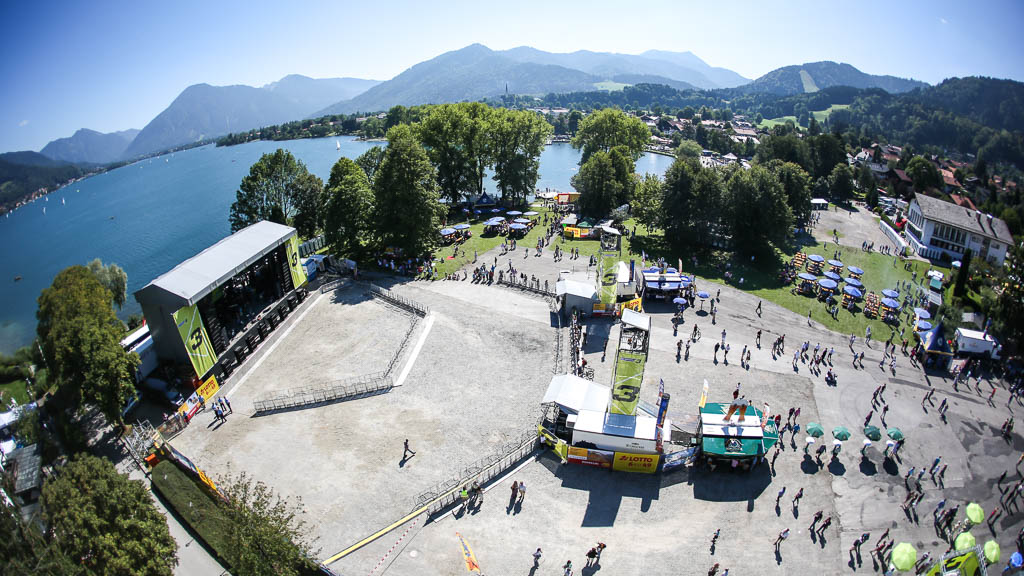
252, 372, 393, 415
411, 429, 539, 515
367, 284, 428, 317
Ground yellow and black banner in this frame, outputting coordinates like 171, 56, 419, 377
173, 304, 217, 378
612, 452, 660, 474
286, 235, 307, 288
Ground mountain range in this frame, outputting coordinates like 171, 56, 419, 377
32, 45, 934, 165
739, 61, 928, 95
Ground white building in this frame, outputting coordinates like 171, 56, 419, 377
905, 194, 1012, 266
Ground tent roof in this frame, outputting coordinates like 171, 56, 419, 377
542, 374, 611, 414
556, 279, 597, 299
138, 221, 296, 306
621, 308, 651, 333
574, 409, 658, 440
615, 261, 631, 283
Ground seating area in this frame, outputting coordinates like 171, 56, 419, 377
864, 292, 880, 318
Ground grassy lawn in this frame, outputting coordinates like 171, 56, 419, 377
759, 116, 799, 129
812, 104, 849, 123
0, 380, 31, 406
432, 204, 561, 277
559, 221, 926, 340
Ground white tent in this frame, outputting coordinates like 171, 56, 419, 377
621, 308, 652, 333
542, 374, 611, 414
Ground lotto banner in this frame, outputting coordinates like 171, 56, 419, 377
612, 452, 660, 474
567, 447, 614, 468
622, 297, 643, 313
286, 235, 307, 288
177, 374, 222, 419
173, 304, 217, 378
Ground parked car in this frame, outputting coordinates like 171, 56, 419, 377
140, 378, 184, 407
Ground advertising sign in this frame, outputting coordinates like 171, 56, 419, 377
567, 447, 614, 468
285, 235, 308, 289
661, 446, 698, 472
612, 452, 660, 474
173, 304, 217, 378
622, 297, 643, 313
177, 374, 221, 420
538, 425, 569, 463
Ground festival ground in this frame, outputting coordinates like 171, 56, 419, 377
170, 215, 1021, 575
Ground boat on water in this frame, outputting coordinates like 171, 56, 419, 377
62, 197, 65, 205
336, 140, 341, 151
14, 276, 21, 282
43, 207, 46, 214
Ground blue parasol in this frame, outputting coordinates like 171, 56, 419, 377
798, 272, 817, 281
513, 218, 531, 223
845, 277, 863, 288
914, 308, 931, 319
916, 320, 933, 331
881, 297, 900, 308
439, 228, 456, 235
847, 265, 864, 275
828, 259, 844, 267
489, 216, 506, 222
697, 291, 710, 299
507, 210, 523, 216
473, 209, 482, 214
843, 286, 863, 298
1012, 551, 1023, 568
453, 223, 471, 230
673, 297, 687, 305
882, 289, 900, 299
523, 211, 538, 216
679, 278, 692, 287
824, 271, 841, 281
818, 278, 838, 289
490, 208, 502, 213
808, 254, 825, 262
509, 223, 527, 230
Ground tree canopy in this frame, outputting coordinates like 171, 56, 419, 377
905, 155, 941, 191
323, 157, 374, 260
571, 108, 651, 163
373, 125, 445, 256
216, 470, 319, 576
42, 454, 177, 576
355, 146, 385, 188
726, 165, 794, 255
573, 151, 622, 218
36, 266, 139, 426
631, 173, 663, 233
767, 160, 813, 224
490, 108, 552, 205
86, 258, 128, 310
229, 149, 324, 237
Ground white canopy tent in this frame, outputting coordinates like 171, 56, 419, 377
542, 374, 611, 414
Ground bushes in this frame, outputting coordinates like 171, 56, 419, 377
150, 461, 235, 571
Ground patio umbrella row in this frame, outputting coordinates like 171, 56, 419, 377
804, 423, 902, 442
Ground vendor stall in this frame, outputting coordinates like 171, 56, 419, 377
697, 400, 779, 472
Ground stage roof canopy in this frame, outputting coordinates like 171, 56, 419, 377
136, 221, 296, 307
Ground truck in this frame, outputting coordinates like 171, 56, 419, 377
954, 328, 1001, 359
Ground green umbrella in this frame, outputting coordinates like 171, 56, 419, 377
833, 426, 851, 441
890, 542, 917, 572
887, 427, 905, 441
984, 540, 1001, 564
965, 502, 985, 525
806, 422, 825, 437
954, 531, 976, 551
864, 425, 882, 441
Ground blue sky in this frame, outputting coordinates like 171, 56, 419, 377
2, 0, 1023, 153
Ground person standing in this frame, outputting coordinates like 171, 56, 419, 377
511, 480, 519, 502
532, 548, 542, 568
756, 301, 762, 316
403, 439, 416, 459
224, 396, 232, 414
518, 481, 526, 502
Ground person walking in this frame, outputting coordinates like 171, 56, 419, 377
511, 480, 519, 502
818, 516, 832, 535
756, 329, 762, 347
776, 486, 786, 506
756, 301, 762, 316
518, 481, 526, 502
586, 547, 598, 567
562, 560, 573, 576
809, 510, 823, 530
711, 528, 721, 549
774, 528, 790, 550
793, 487, 804, 507
223, 396, 232, 414
532, 548, 542, 568
403, 439, 416, 459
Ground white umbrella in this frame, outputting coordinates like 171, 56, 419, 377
832, 439, 843, 446
805, 437, 816, 444
862, 439, 873, 446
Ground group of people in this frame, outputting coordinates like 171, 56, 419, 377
209, 396, 232, 422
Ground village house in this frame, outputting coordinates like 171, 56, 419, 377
904, 194, 1012, 266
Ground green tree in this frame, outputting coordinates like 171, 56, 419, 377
767, 160, 812, 225
0, 504, 78, 576
756, 133, 813, 174
857, 162, 876, 194
567, 110, 584, 134
36, 266, 139, 426
461, 102, 494, 199
808, 117, 822, 136
608, 145, 638, 207
490, 109, 552, 205
689, 166, 727, 248
661, 158, 697, 251
217, 470, 319, 576
417, 104, 475, 204
42, 454, 177, 576
384, 105, 409, 130
905, 155, 941, 191
355, 146, 385, 187
86, 259, 128, 310
866, 186, 879, 208
727, 165, 793, 256
572, 151, 621, 218
323, 158, 374, 260
993, 240, 1024, 346
229, 149, 324, 235
828, 163, 855, 203
675, 140, 702, 159
954, 248, 972, 297
571, 108, 650, 163
809, 134, 847, 180
631, 174, 663, 233
373, 125, 444, 255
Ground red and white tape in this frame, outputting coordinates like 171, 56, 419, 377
368, 516, 420, 576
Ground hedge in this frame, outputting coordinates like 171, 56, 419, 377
151, 460, 236, 572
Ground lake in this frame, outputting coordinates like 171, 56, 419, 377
0, 136, 674, 354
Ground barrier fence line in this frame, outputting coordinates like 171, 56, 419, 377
366, 515, 421, 576
252, 373, 393, 414
366, 284, 428, 317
